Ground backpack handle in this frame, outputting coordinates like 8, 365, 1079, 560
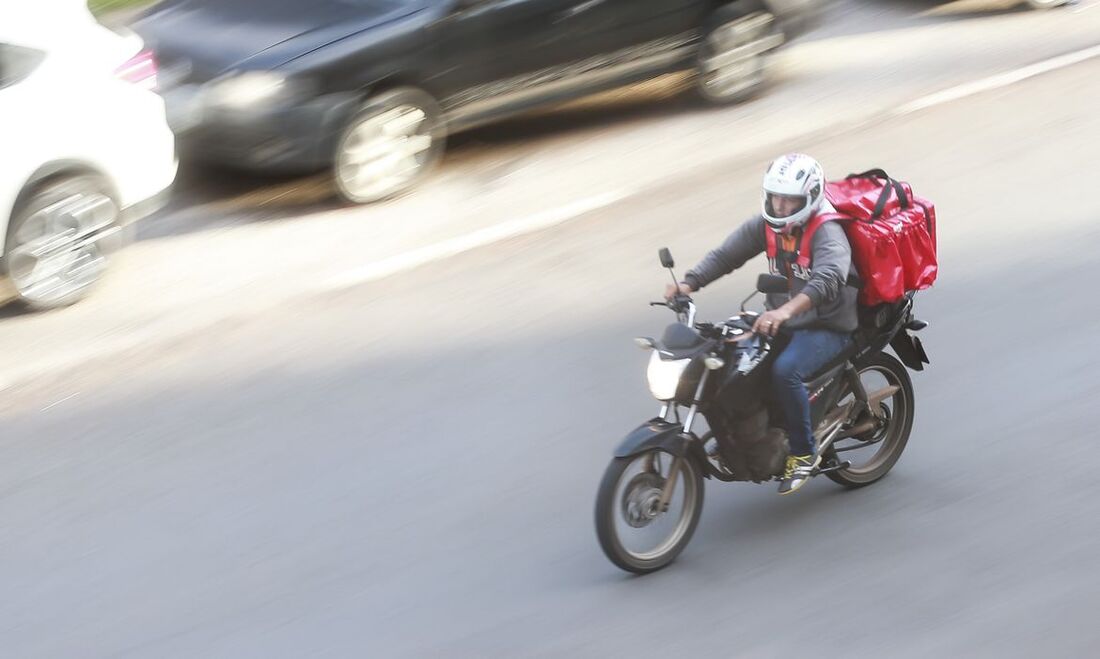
846, 169, 910, 219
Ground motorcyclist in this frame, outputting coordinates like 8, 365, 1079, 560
665, 154, 859, 494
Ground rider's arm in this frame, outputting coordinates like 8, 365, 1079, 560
682, 216, 768, 291
754, 291, 814, 335
779, 292, 814, 317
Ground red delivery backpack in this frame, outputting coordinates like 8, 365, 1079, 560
766, 169, 938, 307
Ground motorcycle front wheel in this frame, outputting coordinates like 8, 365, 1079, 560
594, 449, 704, 574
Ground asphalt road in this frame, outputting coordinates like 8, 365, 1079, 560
1, 33, 1098, 656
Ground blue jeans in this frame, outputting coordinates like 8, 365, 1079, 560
771, 329, 852, 456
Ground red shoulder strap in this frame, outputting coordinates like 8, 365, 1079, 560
796, 213, 846, 267
765, 223, 778, 259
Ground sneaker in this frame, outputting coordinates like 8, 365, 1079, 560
778, 454, 816, 495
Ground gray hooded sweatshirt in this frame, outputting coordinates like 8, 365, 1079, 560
683, 215, 860, 332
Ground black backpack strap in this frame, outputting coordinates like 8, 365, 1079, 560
847, 169, 911, 218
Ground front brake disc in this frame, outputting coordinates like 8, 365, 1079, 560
621, 472, 666, 529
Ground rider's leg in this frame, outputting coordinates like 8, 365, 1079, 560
771, 328, 852, 493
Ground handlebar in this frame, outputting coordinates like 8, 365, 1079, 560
650, 294, 789, 341
650, 295, 696, 326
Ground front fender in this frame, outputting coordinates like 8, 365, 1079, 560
614, 419, 712, 478
614, 419, 694, 459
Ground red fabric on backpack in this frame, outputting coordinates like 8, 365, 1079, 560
888, 206, 937, 292
906, 195, 939, 290
764, 169, 938, 306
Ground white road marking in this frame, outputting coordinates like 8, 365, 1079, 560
895, 43, 1100, 116
41, 392, 78, 411
322, 190, 634, 291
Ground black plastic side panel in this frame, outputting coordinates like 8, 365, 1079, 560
808, 366, 846, 425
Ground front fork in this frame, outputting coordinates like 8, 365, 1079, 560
653, 370, 711, 510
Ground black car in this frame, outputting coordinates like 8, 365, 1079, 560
135, 0, 821, 204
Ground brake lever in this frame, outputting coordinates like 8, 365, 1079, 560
671, 294, 694, 314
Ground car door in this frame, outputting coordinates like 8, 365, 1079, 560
560, 0, 709, 66
427, 0, 593, 124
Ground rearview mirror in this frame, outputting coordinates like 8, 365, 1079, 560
756, 273, 788, 294
658, 248, 674, 269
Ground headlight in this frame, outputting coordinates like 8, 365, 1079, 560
646, 354, 691, 401
202, 72, 309, 111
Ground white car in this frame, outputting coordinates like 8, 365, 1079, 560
0, 0, 177, 309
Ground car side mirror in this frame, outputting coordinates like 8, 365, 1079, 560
658, 248, 674, 269
756, 273, 788, 294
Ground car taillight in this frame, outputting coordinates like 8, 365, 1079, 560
115, 49, 158, 91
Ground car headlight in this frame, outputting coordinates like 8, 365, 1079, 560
202, 72, 309, 111
646, 353, 691, 401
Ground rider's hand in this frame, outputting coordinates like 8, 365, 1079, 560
664, 282, 694, 301
753, 308, 792, 337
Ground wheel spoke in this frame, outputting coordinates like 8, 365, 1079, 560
698, 13, 781, 101
381, 107, 426, 135
8, 188, 114, 307
401, 134, 433, 158
824, 360, 911, 484
609, 452, 697, 561
345, 138, 391, 163
338, 101, 437, 201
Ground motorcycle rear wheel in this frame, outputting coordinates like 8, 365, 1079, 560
595, 450, 704, 574
826, 353, 915, 487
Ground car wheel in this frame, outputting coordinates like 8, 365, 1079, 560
333, 87, 446, 205
694, 10, 783, 106
4, 175, 121, 310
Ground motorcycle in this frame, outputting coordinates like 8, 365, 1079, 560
594, 248, 930, 574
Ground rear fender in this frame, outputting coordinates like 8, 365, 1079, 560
890, 332, 930, 371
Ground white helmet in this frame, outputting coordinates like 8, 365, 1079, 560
761, 153, 825, 233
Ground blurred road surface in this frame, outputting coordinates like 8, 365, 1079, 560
1, 30, 1098, 657
0, 0, 1098, 386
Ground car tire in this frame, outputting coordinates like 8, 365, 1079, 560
693, 9, 783, 106
333, 87, 446, 205
4, 175, 121, 311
